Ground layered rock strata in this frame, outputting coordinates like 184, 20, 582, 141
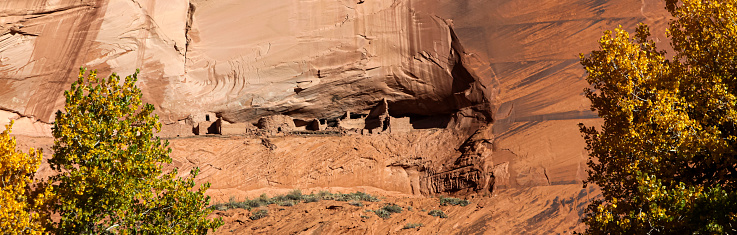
1, 1, 675, 230
1, 0, 495, 129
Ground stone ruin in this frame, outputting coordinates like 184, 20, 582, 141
339, 98, 412, 134
157, 99, 435, 138
158, 112, 221, 137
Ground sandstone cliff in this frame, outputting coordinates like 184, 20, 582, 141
1, 0, 495, 127
2, 0, 671, 233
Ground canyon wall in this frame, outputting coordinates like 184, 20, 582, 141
0, 0, 670, 190
1, 0, 495, 126
2, 0, 672, 232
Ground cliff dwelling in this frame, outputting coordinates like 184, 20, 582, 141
160, 97, 458, 138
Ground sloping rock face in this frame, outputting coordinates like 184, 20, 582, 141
1, 0, 500, 196
433, 0, 671, 189
0, 0, 495, 126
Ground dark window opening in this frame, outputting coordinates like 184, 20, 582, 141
205, 114, 210, 122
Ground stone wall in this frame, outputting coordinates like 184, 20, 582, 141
338, 118, 366, 130
256, 115, 296, 132
388, 117, 412, 133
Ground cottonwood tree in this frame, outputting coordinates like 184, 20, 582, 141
579, 0, 737, 233
0, 121, 52, 234
48, 68, 222, 234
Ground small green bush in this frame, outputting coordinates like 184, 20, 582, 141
403, 223, 423, 229
326, 191, 380, 202
250, 209, 268, 220
373, 209, 391, 219
428, 209, 447, 218
286, 189, 303, 200
303, 195, 320, 203
272, 191, 303, 207
439, 197, 469, 206
369, 204, 403, 219
211, 197, 253, 211
211, 190, 381, 211
382, 204, 402, 213
255, 194, 273, 206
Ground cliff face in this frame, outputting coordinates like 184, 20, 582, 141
0, 0, 495, 126
0, 0, 670, 187
2, 0, 671, 232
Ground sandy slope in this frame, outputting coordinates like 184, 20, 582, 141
13, 130, 599, 234
210, 184, 599, 234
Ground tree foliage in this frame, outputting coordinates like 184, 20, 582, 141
0, 121, 52, 234
580, 0, 737, 233
48, 68, 222, 234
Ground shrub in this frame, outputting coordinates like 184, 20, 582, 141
439, 197, 469, 206
250, 209, 268, 220
382, 204, 403, 213
326, 191, 379, 202
286, 189, 303, 200
303, 195, 320, 203
210, 190, 380, 211
428, 210, 447, 218
317, 190, 332, 199
368, 204, 403, 219
210, 197, 252, 211
254, 194, 273, 206
269, 190, 306, 207
373, 209, 391, 219
48, 68, 222, 234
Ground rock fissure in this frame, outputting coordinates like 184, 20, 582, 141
0, 3, 96, 18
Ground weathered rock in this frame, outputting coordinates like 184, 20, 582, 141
0, 110, 52, 137
423, 124, 494, 195
0, 0, 495, 128
0, 1, 670, 189
0, 0, 672, 193
1, 0, 675, 232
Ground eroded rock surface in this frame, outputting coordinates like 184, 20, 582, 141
2, 0, 673, 233
1, 0, 495, 127
0, 0, 671, 189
